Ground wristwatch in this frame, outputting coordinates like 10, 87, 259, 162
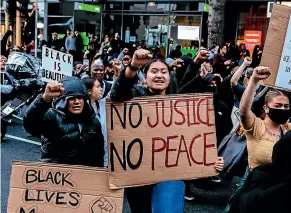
128, 60, 139, 71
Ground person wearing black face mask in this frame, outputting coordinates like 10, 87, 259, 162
240, 66, 291, 172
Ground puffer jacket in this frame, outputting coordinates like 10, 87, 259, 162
23, 77, 104, 167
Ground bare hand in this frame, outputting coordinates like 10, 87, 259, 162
76, 64, 89, 75
215, 157, 224, 172
224, 60, 231, 65
171, 58, 184, 68
43, 82, 64, 101
194, 47, 210, 64
200, 62, 208, 79
113, 58, 122, 77
243, 57, 252, 67
131, 49, 152, 68
252, 66, 271, 82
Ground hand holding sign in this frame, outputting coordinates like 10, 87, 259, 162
252, 66, 271, 82
131, 49, 152, 68
43, 82, 64, 101
91, 197, 114, 213
215, 157, 224, 172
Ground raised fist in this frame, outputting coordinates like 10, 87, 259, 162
243, 56, 252, 67
131, 49, 152, 68
42, 82, 64, 101
194, 47, 210, 64
91, 197, 114, 213
252, 66, 271, 82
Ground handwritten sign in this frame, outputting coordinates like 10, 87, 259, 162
7, 161, 124, 213
275, 15, 291, 90
106, 94, 218, 189
41, 47, 73, 83
260, 4, 291, 91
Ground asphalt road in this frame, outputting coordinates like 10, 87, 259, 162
1, 120, 236, 213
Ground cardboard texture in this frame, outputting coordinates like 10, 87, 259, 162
260, 4, 291, 91
7, 161, 124, 213
106, 94, 218, 189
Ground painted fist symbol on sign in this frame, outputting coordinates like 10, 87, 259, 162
91, 197, 114, 213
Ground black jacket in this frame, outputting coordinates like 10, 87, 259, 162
110, 70, 154, 101
232, 130, 291, 213
23, 77, 104, 167
178, 73, 233, 145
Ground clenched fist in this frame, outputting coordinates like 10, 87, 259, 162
194, 47, 210, 64
252, 66, 271, 82
91, 197, 114, 213
42, 82, 64, 101
131, 49, 152, 68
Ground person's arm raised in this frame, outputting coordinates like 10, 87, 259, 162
125, 49, 152, 78
231, 57, 252, 86
240, 66, 271, 130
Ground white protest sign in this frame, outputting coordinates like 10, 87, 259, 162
178, 26, 200, 41
41, 47, 73, 83
275, 14, 291, 90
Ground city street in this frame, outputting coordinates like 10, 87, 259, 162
1, 119, 235, 213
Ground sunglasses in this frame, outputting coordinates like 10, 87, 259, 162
123, 58, 130, 61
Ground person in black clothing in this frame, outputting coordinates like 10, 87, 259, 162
231, 130, 291, 213
75, 29, 83, 61
110, 49, 185, 213
213, 45, 231, 78
23, 77, 104, 167
169, 45, 182, 59
50, 32, 61, 50
251, 45, 263, 68
110, 32, 123, 58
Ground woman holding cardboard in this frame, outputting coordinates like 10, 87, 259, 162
110, 49, 224, 213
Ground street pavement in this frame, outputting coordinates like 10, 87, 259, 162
1, 120, 235, 213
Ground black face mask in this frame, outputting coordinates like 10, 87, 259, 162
267, 107, 290, 124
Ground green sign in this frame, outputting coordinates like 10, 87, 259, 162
77, 3, 100, 13
204, 4, 209, 13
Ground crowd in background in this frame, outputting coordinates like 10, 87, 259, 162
1, 27, 290, 213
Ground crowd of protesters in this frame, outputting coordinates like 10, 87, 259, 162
1, 28, 290, 213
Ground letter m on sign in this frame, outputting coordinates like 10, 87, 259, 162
18, 206, 38, 213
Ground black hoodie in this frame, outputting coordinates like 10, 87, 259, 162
232, 130, 291, 213
178, 73, 233, 145
24, 77, 104, 167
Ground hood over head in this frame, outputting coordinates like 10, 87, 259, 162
53, 76, 95, 120
203, 73, 221, 84
272, 130, 291, 174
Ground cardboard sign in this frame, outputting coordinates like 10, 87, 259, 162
260, 4, 291, 91
106, 94, 218, 189
7, 161, 124, 213
41, 47, 73, 83
244, 30, 262, 58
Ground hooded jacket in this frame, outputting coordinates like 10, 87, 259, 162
178, 73, 233, 145
23, 77, 104, 167
231, 130, 291, 213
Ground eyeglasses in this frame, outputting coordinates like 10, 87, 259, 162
123, 58, 130, 61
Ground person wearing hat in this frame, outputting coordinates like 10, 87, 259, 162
50, 32, 61, 51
